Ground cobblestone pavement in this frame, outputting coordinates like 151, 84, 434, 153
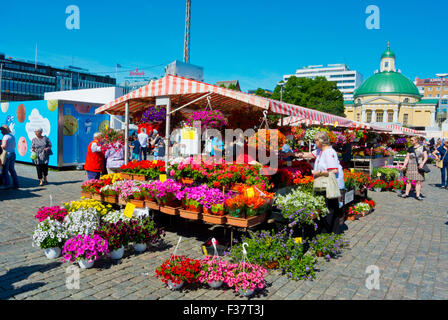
1, 164, 447, 300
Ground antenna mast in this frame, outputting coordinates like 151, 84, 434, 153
183, 0, 191, 63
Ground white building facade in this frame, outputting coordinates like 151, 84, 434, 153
282, 64, 363, 101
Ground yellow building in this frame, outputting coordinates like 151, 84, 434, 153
344, 44, 438, 130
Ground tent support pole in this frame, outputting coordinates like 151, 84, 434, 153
165, 98, 171, 165
124, 101, 130, 165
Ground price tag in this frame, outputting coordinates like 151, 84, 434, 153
334, 121, 338, 128
377, 172, 382, 177
182, 128, 194, 140
246, 187, 255, 198
294, 237, 302, 244
153, 160, 158, 164
344, 190, 354, 205
384, 160, 388, 167
124, 202, 136, 218
159, 174, 167, 182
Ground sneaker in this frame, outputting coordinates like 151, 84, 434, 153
416, 196, 423, 201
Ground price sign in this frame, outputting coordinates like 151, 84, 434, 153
334, 121, 338, 128
377, 172, 382, 177
344, 190, 354, 205
182, 128, 194, 140
159, 174, 167, 182
153, 160, 158, 164
246, 187, 255, 198
124, 202, 136, 218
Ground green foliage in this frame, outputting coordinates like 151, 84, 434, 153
308, 233, 347, 261
271, 76, 345, 116
372, 167, 400, 182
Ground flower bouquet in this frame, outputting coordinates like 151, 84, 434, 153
224, 262, 267, 296
35, 206, 68, 222
155, 255, 203, 290
62, 234, 109, 269
32, 218, 69, 259
308, 233, 347, 261
94, 220, 131, 260
198, 256, 231, 289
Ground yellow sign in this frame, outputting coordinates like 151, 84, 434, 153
246, 187, 255, 198
350, 168, 355, 173
377, 172, 382, 177
201, 245, 208, 256
153, 160, 158, 164
294, 237, 302, 244
124, 203, 136, 218
334, 121, 339, 128
159, 174, 167, 182
182, 128, 194, 140
385, 161, 388, 167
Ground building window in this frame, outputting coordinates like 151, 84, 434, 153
376, 112, 383, 123
366, 111, 372, 123
356, 114, 360, 121
388, 112, 393, 122
437, 87, 440, 91
428, 94, 432, 97
403, 114, 409, 125
428, 87, 433, 91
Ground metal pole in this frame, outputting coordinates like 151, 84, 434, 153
165, 98, 171, 165
0, 63, 3, 102
124, 101, 130, 165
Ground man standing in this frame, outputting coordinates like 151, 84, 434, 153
0, 125, 19, 189
150, 129, 166, 161
138, 128, 149, 161
84, 132, 104, 180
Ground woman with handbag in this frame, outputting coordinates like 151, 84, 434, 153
297, 131, 343, 234
399, 136, 429, 200
31, 128, 52, 186
432, 139, 448, 189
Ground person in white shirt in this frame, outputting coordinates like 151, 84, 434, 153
1, 125, 19, 189
297, 131, 344, 234
138, 128, 149, 161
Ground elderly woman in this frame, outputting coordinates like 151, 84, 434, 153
1, 124, 19, 189
399, 136, 429, 200
31, 128, 52, 186
104, 140, 125, 174
297, 131, 345, 234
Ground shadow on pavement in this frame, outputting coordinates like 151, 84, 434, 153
0, 261, 62, 299
0, 188, 44, 201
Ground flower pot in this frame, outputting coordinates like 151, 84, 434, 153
179, 209, 203, 220
110, 246, 124, 260
104, 195, 118, 204
133, 243, 147, 253
121, 173, 133, 180
373, 188, 382, 192
203, 207, 225, 216
81, 191, 92, 199
160, 205, 180, 216
133, 174, 147, 181
167, 280, 184, 290
44, 247, 61, 259
208, 281, 223, 289
130, 199, 145, 208
226, 213, 266, 228
238, 288, 255, 297
202, 213, 227, 225
78, 259, 94, 269
145, 200, 160, 210
92, 193, 103, 201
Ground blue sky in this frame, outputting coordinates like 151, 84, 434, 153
1, 0, 447, 92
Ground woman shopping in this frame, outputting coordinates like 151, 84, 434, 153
297, 131, 344, 234
433, 139, 448, 189
399, 136, 429, 200
31, 128, 52, 186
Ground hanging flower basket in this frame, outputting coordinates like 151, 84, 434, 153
185, 110, 227, 130
141, 106, 167, 123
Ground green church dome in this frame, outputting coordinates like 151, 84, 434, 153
354, 71, 421, 98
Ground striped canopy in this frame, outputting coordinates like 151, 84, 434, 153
385, 124, 426, 136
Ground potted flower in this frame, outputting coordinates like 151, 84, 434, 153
62, 234, 109, 269
63, 208, 100, 237
35, 206, 68, 222
128, 215, 165, 253
225, 194, 246, 218
198, 256, 231, 289
94, 220, 131, 260
354, 202, 371, 217
185, 110, 227, 130
130, 186, 148, 208
371, 179, 388, 192
308, 233, 347, 261
154, 180, 183, 215
389, 180, 405, 193
202, 188, 232, 224
178, 185, 207, 219
100, 184, 119, 204
224, 262, 267, 297
32, 218, 69, 259
155, 255, 202, 290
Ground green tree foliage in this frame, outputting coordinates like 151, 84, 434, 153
271, 76, 345, 116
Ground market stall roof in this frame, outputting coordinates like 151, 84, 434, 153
281, 116, 393, 132
385, 124, 426, 136
95, 75, 270, 116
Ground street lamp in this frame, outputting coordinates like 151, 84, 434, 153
436, 73, 448, 125
278, 80, 286, 102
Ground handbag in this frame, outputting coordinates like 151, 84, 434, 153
436, 149, 447, 169
326, 172, 342, 199
313, 175, 328, 192
413, 148, 430, 175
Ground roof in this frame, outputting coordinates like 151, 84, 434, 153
344, 100, 354, 105
354, 71, 421, 98
381, 43, 396, 59
416, 99, 439, 104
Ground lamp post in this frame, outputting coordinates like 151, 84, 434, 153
279, 80, 285, 102
436, 73, 448, 126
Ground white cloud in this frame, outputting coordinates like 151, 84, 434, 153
25, 109, 51, 141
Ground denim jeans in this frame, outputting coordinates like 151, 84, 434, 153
140, 147, 147, 160
2, 152, 19, 187
86, 170, 101, 180
441, 165, 448, 187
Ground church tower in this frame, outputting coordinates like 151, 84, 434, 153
380, 42, 396, 72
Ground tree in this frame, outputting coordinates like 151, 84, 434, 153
253, 88, 271, 98
271, 76, 345, 116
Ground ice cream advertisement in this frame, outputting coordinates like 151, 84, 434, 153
25, 108, 51, 141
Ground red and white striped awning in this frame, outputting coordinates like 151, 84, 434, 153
385, 124, 426, 136
95, 75, 270, 115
